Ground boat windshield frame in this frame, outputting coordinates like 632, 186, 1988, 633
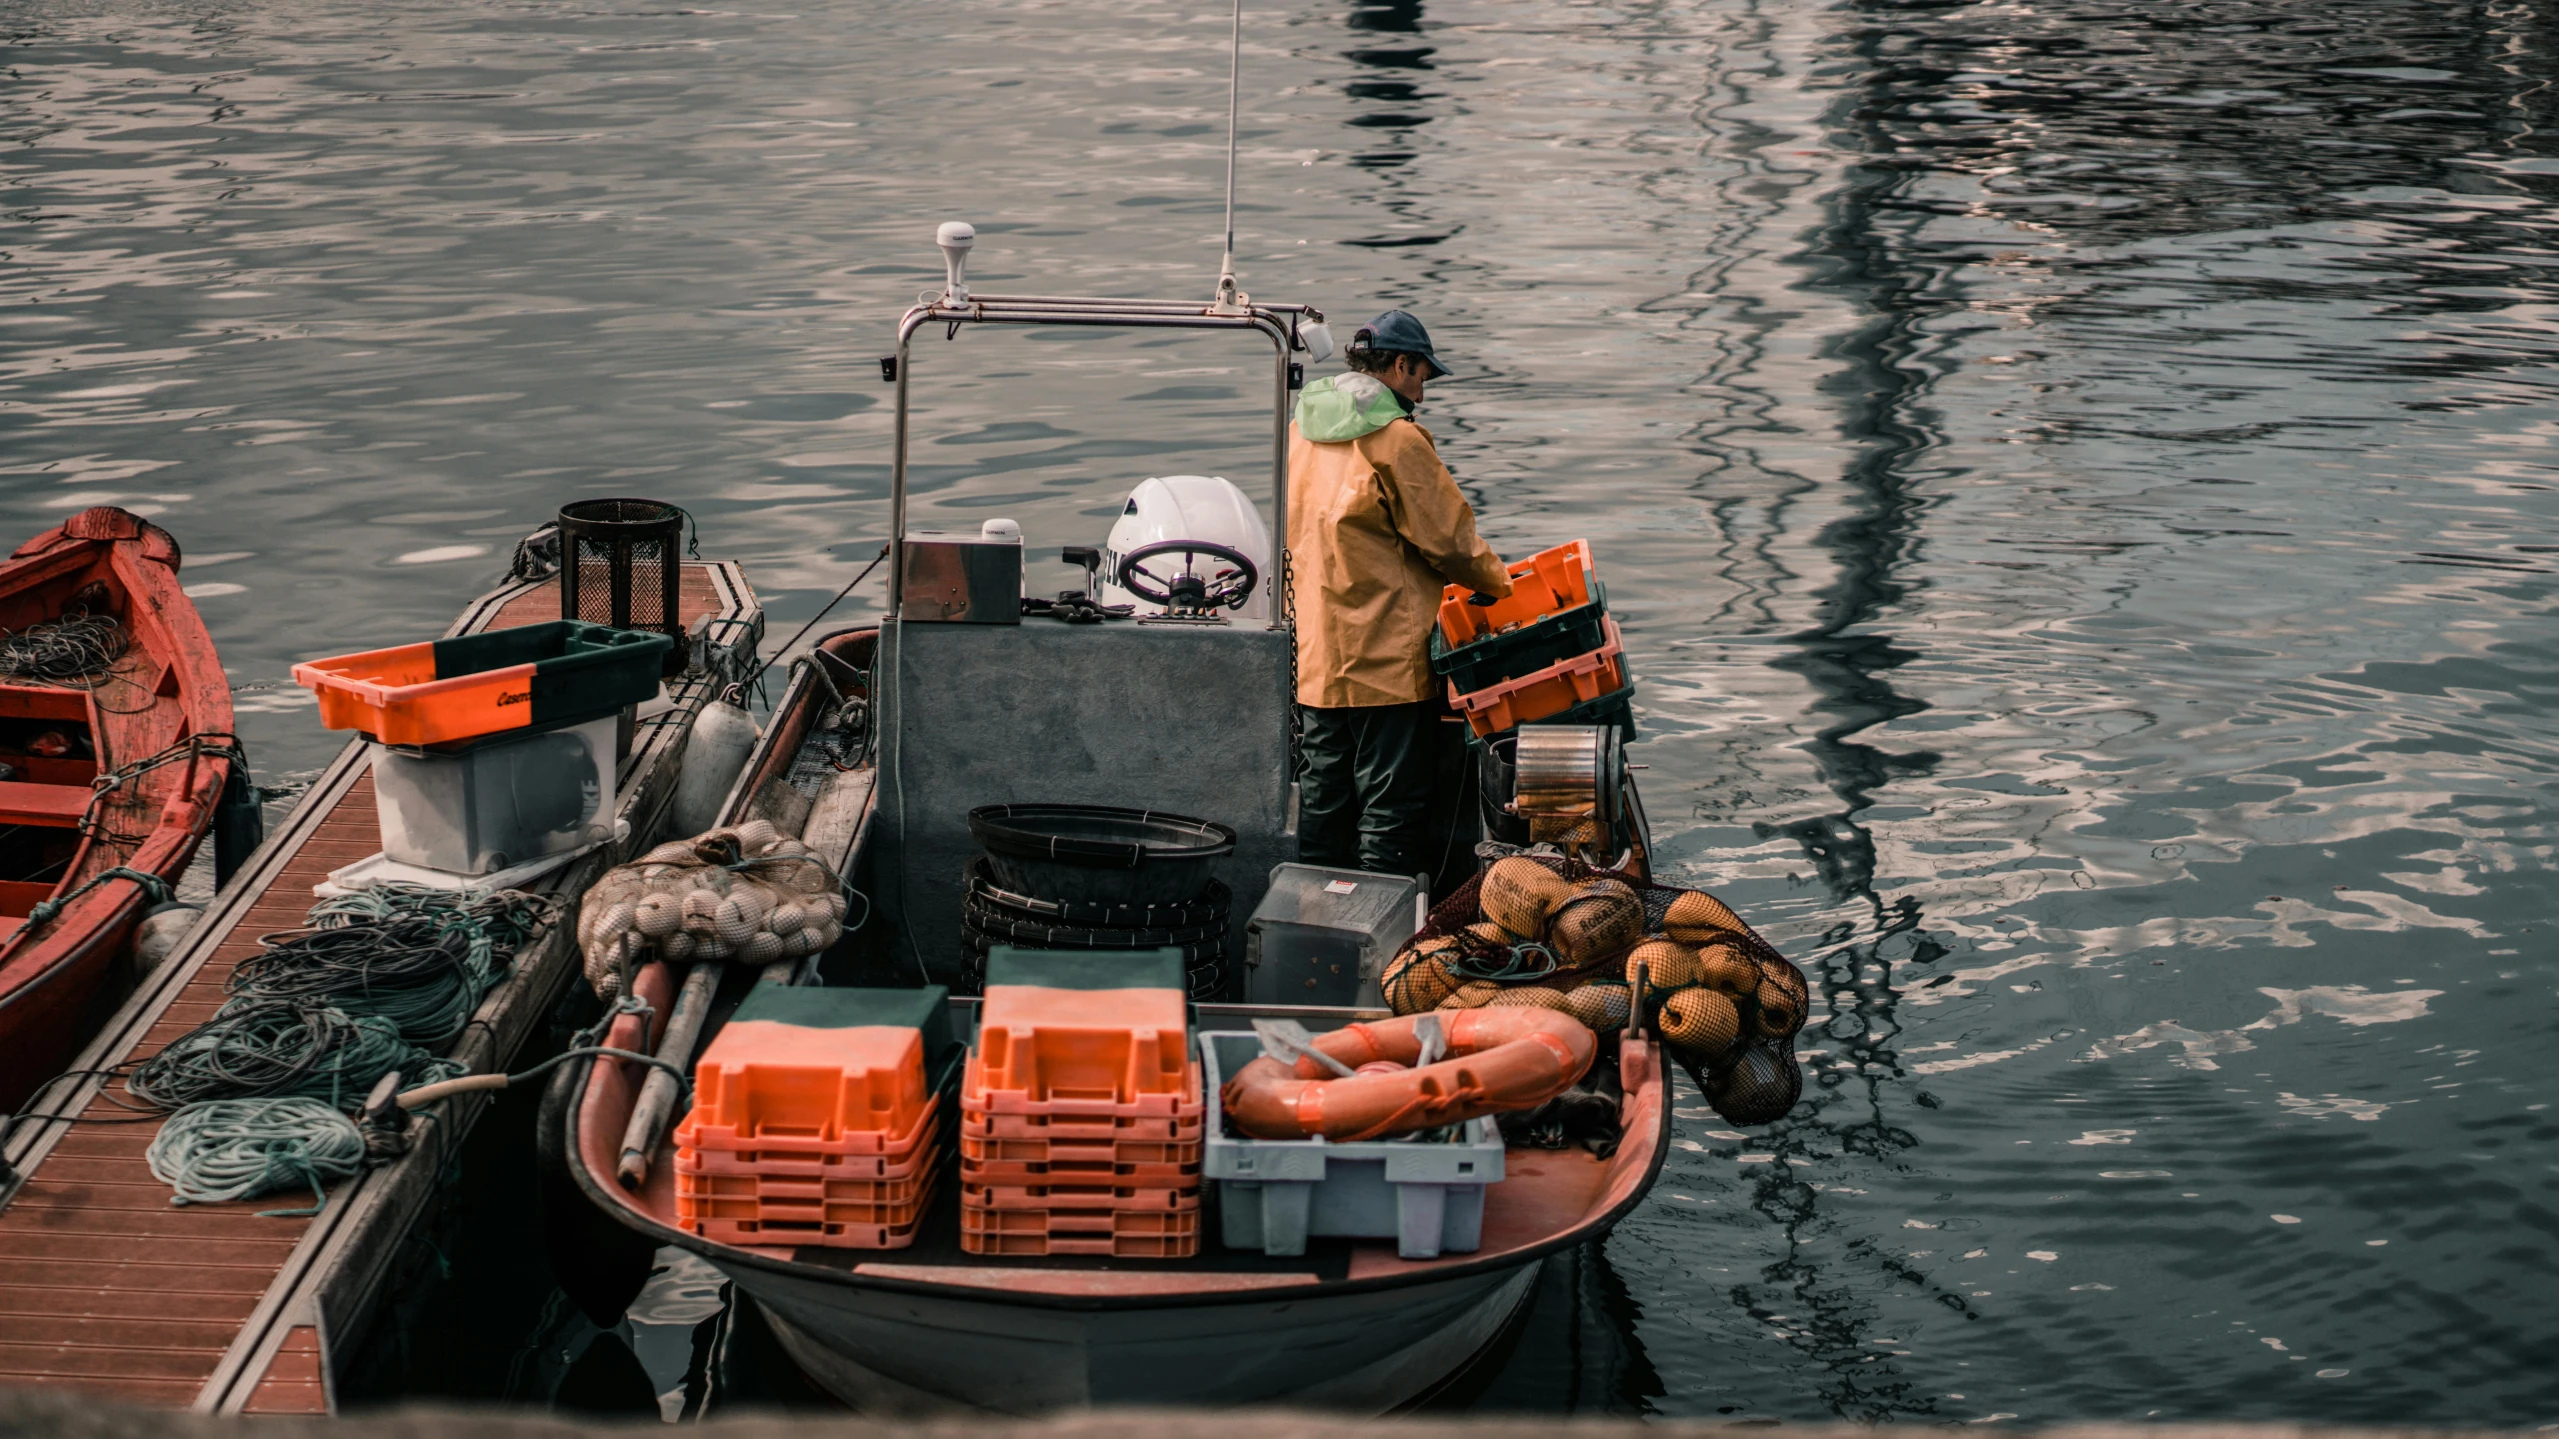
887, 294, 1322, 632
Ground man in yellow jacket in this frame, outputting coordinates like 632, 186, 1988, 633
1287, 311, 1513, 875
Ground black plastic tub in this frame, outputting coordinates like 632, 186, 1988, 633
966, 803, 1235, 906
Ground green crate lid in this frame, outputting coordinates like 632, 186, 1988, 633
728, 984, 953, 1063
983, 946, 1186, 993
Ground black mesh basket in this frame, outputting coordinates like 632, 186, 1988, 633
557, 498, 686, 676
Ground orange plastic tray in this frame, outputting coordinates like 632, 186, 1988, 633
959, 1206, 1200, 1258
959, 1181, 1199, 1212
677, 1110, 941, 1180
958, 1130, 1199, 1168
686, 1208, 929, 1250
963, 1054, 1203, 1119
1436, 539, 1595, 649
680, 1020, 932, 1150
972, 985, 1190, 1105
676, 1191, 930, 1225
676, 1167, 931, 1208
961, 1156, 1198, 1186
1447, 615, 1629, 738
960, 1105, 1203, 1143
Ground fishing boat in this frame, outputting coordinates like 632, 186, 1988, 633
547, 223, 1693, 1411
0, 506, 241, 1108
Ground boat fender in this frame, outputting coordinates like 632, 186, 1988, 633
667, 696, 759, 838
1221, 1008, 1597, 1143
134, 900, 204, 976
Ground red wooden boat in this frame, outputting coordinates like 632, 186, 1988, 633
0, 507, 237, 1107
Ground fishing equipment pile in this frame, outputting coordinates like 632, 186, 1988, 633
577, 818, 847, 995
132, 884, 551, 1208
1380, 853, 1807, 1125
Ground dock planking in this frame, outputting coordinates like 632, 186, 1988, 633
0, 564, 759, 1413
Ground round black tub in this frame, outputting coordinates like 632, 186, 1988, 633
967, 803, 1235, 906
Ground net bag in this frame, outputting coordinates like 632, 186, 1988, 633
578, 818, 847, 994
1380, 851, 1807, 1125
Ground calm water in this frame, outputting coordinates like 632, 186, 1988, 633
6, 0, 2557, 1423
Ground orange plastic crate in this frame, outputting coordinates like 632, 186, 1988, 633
1435, 539, 1595, 650
971, 984, 1190, 1106
962, 1155, 1199, 1186
959, 1181, 1199, 1213
958, 1131, 1198, 1166
962, 1052, 1203, 1120
676, 1167, 931, 1208
677, 1110, 941, 1181
687, 1206, 930, 1250
676, 1190, 929, 1225
680, 1020, 932, 1151
1446, 616, 1629, 739
959, 1205, 1200, 1258
960, 1104, 1204, 1143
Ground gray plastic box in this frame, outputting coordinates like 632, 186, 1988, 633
1242, 863, 1423, 1007
1200, 1031, 1504, 1259
371, 712, 619, 875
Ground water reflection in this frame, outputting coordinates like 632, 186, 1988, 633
7, 0, 2557, 1422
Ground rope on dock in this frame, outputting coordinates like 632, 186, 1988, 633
227, 886, 555, 1046
145, 1097, 369, 1216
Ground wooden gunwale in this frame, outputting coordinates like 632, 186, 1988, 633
0, 562, 760, 1415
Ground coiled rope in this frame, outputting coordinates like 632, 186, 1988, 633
128, 998, 464, 1112
146, 1098, 369, 1216
0, 609, 126, 684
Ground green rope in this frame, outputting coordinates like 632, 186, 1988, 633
21, 865, 172, 932
127, 998, 462, 1112
145, 1098, 365, 1216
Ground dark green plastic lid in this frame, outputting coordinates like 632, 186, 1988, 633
728, 984, 953, 1062
983, 946, 1185, 992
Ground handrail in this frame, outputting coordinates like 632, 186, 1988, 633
887, 294, 1312, 633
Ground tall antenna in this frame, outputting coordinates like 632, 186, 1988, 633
1212, 0, 1247, 313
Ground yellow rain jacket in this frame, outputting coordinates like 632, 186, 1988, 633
1287, 372, 1512, 708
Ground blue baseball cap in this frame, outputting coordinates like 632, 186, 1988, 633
1350, 309, 1451, 379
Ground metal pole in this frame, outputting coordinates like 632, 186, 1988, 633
888, 329, 914, 617
1219, 0, 1242, 303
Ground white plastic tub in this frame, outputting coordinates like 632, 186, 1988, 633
371, 711, 619, 875
1199, 1030, 1505, 1260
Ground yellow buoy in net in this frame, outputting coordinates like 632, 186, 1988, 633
1480, 857, 1573, 938
1754, 977, 1804, 1037
1549, 879, 1643, 968
1437, 979, 1502, 1010
1697, 942, 1761, 997
1660, 987, 1742, 1062
1623, 937, 1701, 990
1382, 946, 1460, 1014
1563, 982, 1632, 1032
1662, 888, 1747, 945
1484, 985, 1573, 1011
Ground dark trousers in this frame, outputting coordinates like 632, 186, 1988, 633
1297, 701, 1435, 877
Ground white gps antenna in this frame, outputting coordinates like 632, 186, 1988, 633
937, 220, 976, 304
1210, 0, 1248, 314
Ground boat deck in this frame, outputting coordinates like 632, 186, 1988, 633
0, 564, 760, 1413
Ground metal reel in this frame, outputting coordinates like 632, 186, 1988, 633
1509, 725, 1624, 858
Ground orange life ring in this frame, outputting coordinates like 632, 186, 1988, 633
1220, 1008, 1597, 1143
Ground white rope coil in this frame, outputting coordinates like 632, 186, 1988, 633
146, 1097, 366, 1212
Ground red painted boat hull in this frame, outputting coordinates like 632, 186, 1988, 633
0, 508, 236, 1109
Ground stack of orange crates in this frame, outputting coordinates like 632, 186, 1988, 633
960, 947, 1202, 1258
672, 986, 955, 1250
1434, 538, 1634, 740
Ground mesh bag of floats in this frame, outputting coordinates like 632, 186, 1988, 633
1380, 853, 1806, 1125
577, 819, 848, 994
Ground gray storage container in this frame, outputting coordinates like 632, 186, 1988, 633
371, 712, 619, 875
1200, 1030, 1504, 1260
1242, 862, 1423, 1007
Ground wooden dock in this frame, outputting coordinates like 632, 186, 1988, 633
0, 564, 762, 1414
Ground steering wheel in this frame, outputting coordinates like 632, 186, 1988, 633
1116, 540, 1259, 612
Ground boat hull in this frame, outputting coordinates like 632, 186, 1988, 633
740, 1257, 1539, 1413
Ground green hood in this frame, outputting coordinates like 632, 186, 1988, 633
1293, 372, 1409, 442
